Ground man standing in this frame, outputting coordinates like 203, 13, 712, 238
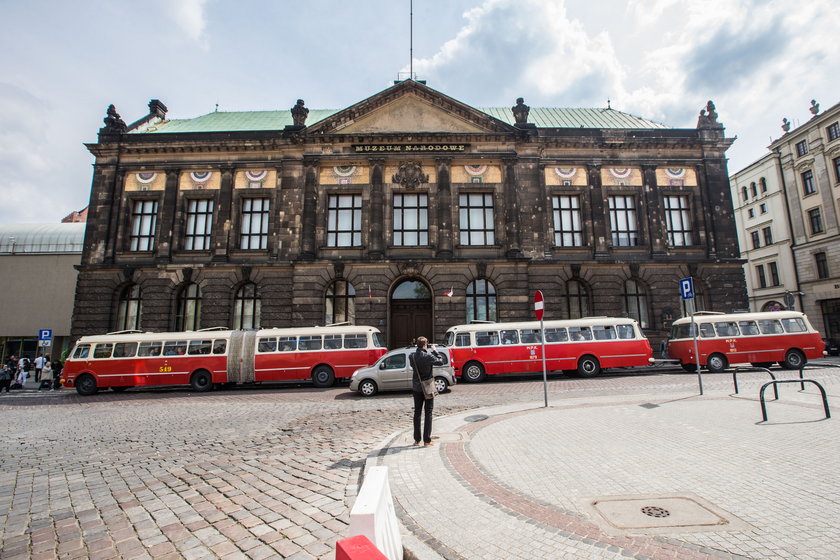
409, 336, 445, 446
34, 354, 46, 383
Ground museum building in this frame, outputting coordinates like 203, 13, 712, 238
73, 80, 747, 348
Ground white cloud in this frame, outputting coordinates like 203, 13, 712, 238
171, 0, 209, 48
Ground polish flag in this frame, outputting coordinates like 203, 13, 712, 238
367, 285, 373, 299
444, 287, 454, 298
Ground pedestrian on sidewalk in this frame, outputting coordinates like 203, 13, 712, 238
16, 356, 29, 387
34, 354, 46, 383
409, 336, 445, 446
39, 359, 52, 390
51, 358, 63, 390
0, 364, 12, 393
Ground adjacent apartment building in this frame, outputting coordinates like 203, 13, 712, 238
730, 99, 840, 339
73, 80, 747, 348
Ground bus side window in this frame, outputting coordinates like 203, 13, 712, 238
593, 326, 616, 340
501, 330, 519, 344
544, 328, 568, 342
519, 329, 542, 344
758, 320, 784, 335
738, 321, 759, 336
324, 334, 342, 350
299, 336, 323, 351
713, 322, 738, 337
344, 334, 367, 349
212, 340, 227, 354
569, 327, 592, 341
189, 340, 212, 355
455, 333, 471, 347
113, 342, 138, 358
164, 341, 188, 355
699, 323, 715, 338
277, 337, 297, 352
93, 343, 114, 359
138, 342, 162, 357
258, 338, 277, 353
616, 324, 635, 339
72, 344, 91, 359
781, 318, 806, 333
475, 332, 499, 346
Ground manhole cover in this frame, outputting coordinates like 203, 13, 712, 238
464, 414, 489, 422
639, 403, 660, 409
641, 506, 670, 518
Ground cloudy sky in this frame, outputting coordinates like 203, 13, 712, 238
1, 0, 838, 224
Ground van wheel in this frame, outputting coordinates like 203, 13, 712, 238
462, 361, 486, 383
358, 379, 378, 397
706, 353, 728, 373
312, 366, 335, 388
434, 376, 449, 393
577, 355, 601, 377
190, 370, 213, 392
75, 374, 98, 396
780, 349, 806, 370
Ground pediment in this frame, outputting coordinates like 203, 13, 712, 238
307, 80, 514, 136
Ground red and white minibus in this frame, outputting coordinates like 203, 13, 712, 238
63, 325, 387, 395
667, 311, 826, 372
443, 317, 654, 382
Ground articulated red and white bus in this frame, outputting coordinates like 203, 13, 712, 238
63, 325, 387, 395
443, 317, 654, 382
667, 311, 826, 372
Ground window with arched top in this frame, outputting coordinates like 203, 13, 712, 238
116, 284, 142, 331
326, 280, 356, 324
566, 280, 590, 319
466, 279, 497, 322
622, 279, 650, 329
234, 282, 261, 330
176, 283, 202, 331
759, 177, 767, 193
750, 182, 758, 198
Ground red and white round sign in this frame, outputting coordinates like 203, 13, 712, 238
534, 290, 544, 321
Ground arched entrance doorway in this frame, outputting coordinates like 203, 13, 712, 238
390, 279, 433, 348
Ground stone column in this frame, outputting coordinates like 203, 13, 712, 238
155, 169, 180, 263
503, 158, 521, 257
587, 165, 609, 257
368, 158, 385, 259
300, 158, 319, 260
642, 165, 666, 255
213, 166, 233, 262
436, 157, 453, 258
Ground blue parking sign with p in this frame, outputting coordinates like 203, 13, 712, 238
39, 329, 53, 341
679, 278, 695, 300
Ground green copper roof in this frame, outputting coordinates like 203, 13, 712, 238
140, 106, 668, 134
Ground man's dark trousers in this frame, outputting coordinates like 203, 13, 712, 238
413, 391, 434, 444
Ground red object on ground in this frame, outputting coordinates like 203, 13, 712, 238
335, 535, 389, 560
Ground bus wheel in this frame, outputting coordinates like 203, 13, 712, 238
434, 376, 449, 394
462, 361, 486, 383
577, 355, 601, 377
780, 349, 806, 370
706, 353, 728, 373
190, 370, 213, 392
358, 379, 378, 397
681, 363, 698, 372
312, 366, 335, 388
75, 374, 98, 396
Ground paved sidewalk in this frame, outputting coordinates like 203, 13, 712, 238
371, 368, 840, 559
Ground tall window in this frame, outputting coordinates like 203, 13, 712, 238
834, 156, 840, 182
808, 208, 824, 234
552, 195, 583, 246
760, 178, 767, 193
827, 122, 840, 141
176, 283, 202, 331
762, 226, 773, 246
240, 198, 269, 250
663, 196, 692, 246
802, 170, 815, 195
129, 200, 158, 251
622, 279, 650, 329
393, 193, 428, 246
796, 140, 808, 156
116, 284, 141, 331
816, 252, 829, 279
750, 182, 757, 198
459, 193, 495, 245
608, 196, 638, 246
234, 282, 261, 329
566, 280, 590, 319
750, 231, 760, 249
466, 279, 496, 322
769, 262, 780, 286
741, 186, 748, 201
327, 194, 362, 247
184, 199, 215, 251
756, 265, 767, 288
325, 280, 356, 324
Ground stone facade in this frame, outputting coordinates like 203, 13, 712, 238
73, 81, 747, 348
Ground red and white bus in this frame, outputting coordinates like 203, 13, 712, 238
63, 325, 387, 395
443, 317, 654, 382
667, 311, 826, 372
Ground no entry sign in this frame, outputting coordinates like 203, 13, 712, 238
534, 290, 544, 321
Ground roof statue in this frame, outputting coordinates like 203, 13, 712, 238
102, 104, 127, 133
511, 97, 530, 125
290, 99, 309, 127
782, 117, 791, 133
696, 100, 723, 129
809, 99, 820, 116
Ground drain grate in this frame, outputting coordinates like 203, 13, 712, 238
641, 506, 670, 518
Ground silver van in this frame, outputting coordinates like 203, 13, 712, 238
349, 346, 456, 397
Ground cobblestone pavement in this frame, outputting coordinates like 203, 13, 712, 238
1, 362, 838, 559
